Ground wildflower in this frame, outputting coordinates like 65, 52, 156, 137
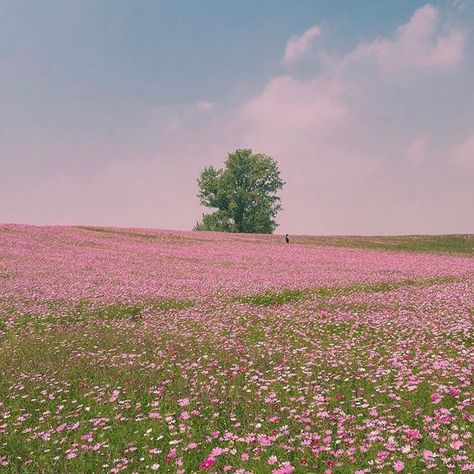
165, 448, 177, 462
450, 440, 463, 450
405, 428, 421, 440
210, 447, 224, 457
272, 463, 294, 474
393, 460, 405, 472
431, 393, 442, 404
257, 434, 272, 446
199, 458, 215, 469
268, 455, 278, 465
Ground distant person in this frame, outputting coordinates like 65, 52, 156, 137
285, 234, 290, 244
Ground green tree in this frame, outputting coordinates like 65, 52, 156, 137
195, 149, 284, 233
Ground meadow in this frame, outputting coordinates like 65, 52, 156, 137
0, 224, 472, 473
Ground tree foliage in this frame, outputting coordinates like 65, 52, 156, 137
195, 149, 284, 234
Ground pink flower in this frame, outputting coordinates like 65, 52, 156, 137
450, 440, 463, 450
257, 434, 273, 446
199, 458, 215, 469
210, 447, 224, 457
268, 455, 278, 465
178, 398, 190, 407
272, 464, 294, 474
108, 389, 120, 402
431, 393, 442, 404
165, 448, 177, 462
405, 428, 421, 440
149, 412, 161, 419
393, 460, 404, 472
423, 450, 433, 460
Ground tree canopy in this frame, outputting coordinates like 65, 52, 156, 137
195, 149, 284, 234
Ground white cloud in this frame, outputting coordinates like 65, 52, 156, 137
283, 25, 322, 64
226, 4, 471, 233
452, 0, 467, 11
451, 133, 474, 170
156, 4, 470, 234
340, 5, 465, 74
195, 100, 214, 112
406, 136, 428, 165
238, 75, 349, 142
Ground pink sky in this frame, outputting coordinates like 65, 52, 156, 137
1, 3, 473, 234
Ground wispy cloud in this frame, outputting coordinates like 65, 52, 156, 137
405, 136, 429, 165
195, 100, 214, 112
451, 133, 474, 170
225, 5, 472, 233
283, 25, 322, 64
340, 5, 465, 74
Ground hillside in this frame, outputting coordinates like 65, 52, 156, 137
0, 224, 473, 473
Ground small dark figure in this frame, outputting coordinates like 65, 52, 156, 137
285, 234, 290, 244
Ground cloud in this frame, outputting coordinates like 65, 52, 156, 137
451, 133, 474, 170
406, 136, 428, 165
452, 0, 467, 11
340, 5, 465, 74
195, 100, 214, 112
239, 5, 466, 157
283, 25, 322, 64
226, 5, 472, 233
238, 75, 349, 143
145, 4, 471, 234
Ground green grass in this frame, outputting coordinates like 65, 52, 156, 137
74, 226, 208, 243
75, 226, 474, 254
294, 234, 474, 255
75, 298, 194, 321
232, 276, 457, 306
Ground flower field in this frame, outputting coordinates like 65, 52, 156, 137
0, 224, 472, 473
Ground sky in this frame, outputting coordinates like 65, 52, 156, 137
1, 0, 473, 235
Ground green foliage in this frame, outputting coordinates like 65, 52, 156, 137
232, 276, 457, 306
195, 149, 284, 233
297, 234, 474, 255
